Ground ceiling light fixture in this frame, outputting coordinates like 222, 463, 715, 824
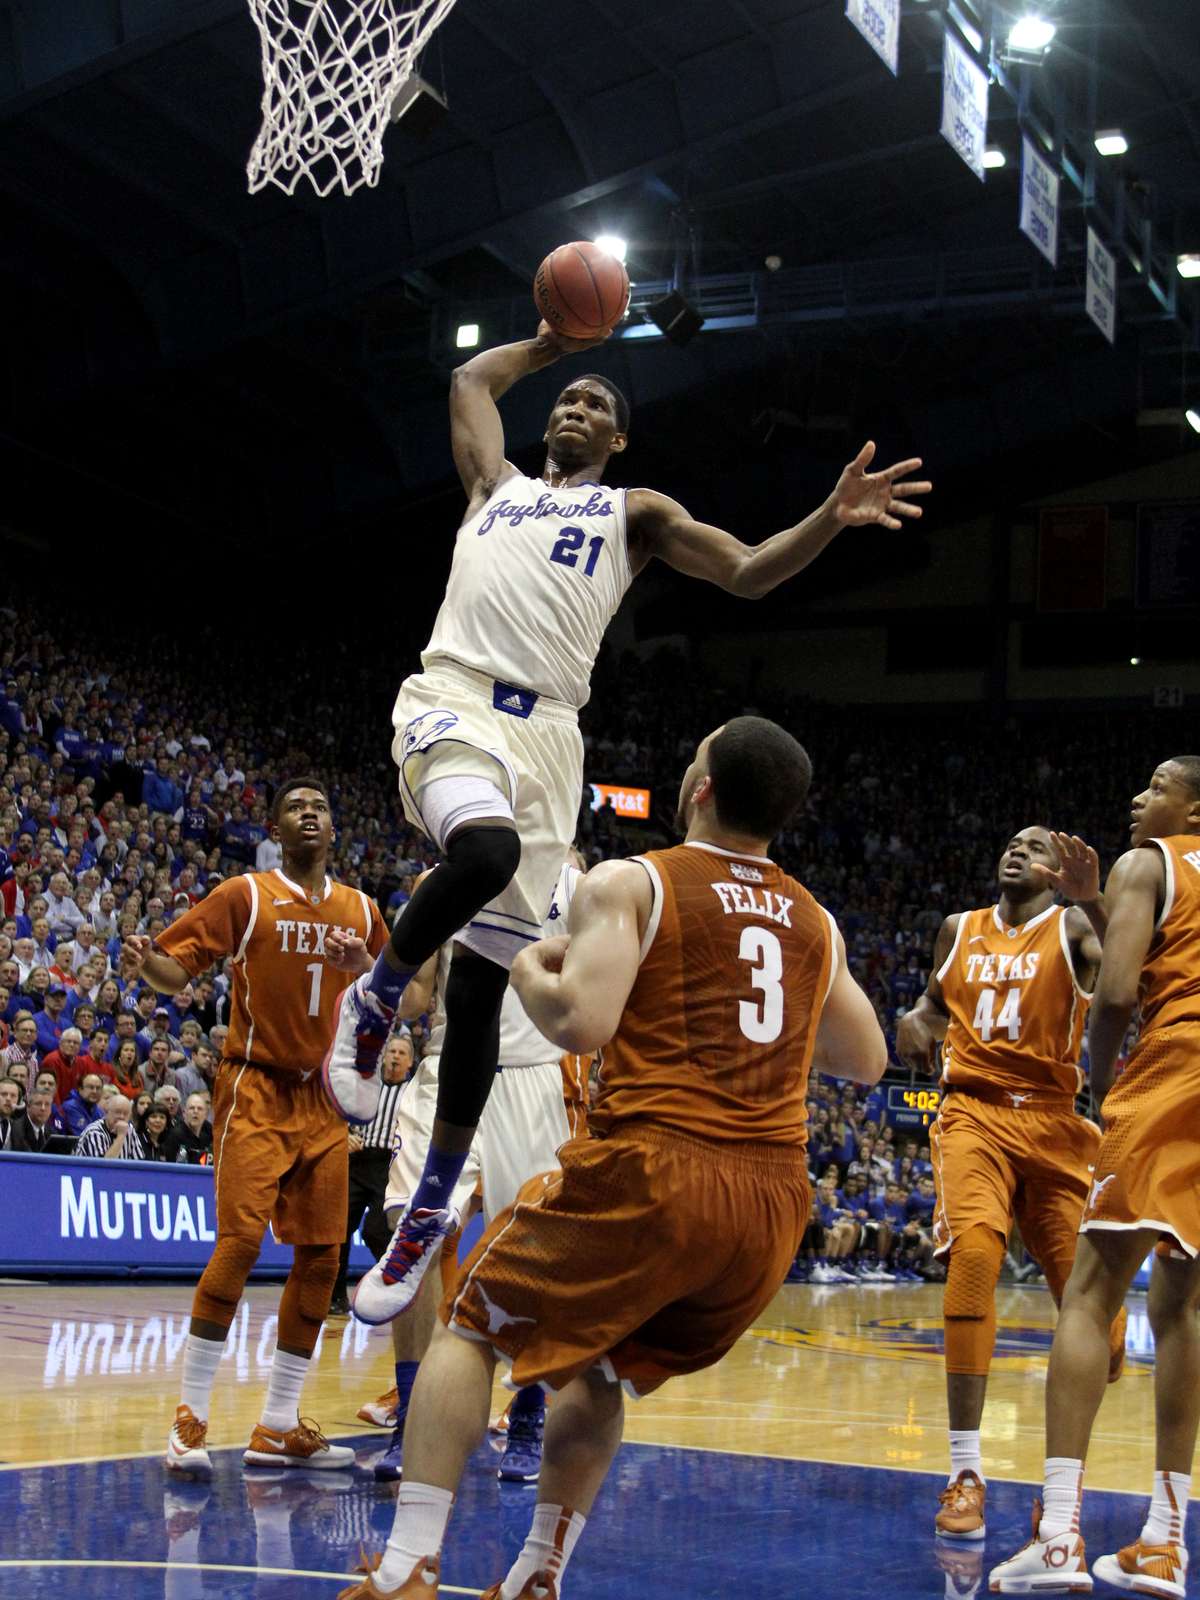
1007, 15, 1056, 51
455, 323, 480, 349
1094, 130, 1129, 157
593, 234, 628, 263
982, 147, 1007, 169
1186, 408, 1200, 435
1178, 255, 1200, 280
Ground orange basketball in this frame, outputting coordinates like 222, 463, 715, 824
534, 241, 630, 340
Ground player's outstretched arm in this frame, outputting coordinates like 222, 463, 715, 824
510, 860, 648, 1053
450, 321, 610, 509
629, 441, 930, 599
812, 931, 887, 1085
1087, 847, 1162, 1107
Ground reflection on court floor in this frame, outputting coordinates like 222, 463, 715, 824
0, 1280, 1188, 1599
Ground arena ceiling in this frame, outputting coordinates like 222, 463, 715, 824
2, 0, 1199, 585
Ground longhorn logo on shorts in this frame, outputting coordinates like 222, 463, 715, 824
476, 1282, 537, 1336
1085, 1172, 1118, 1217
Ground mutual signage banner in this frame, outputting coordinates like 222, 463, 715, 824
1020, 136, 1060, 266
940, 28, 988, 180
1086, 226, 1117, 343
0, 1151, 376, 1277
846, 0, 900, 75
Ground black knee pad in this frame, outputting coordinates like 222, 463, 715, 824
389, 824, 521, 968
445, 824, 522, 900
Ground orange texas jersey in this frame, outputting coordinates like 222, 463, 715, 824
937, 904, 1089, 1106
156, 870, 387, 1075
1138, 834, 1200, 1034
589, 840, 835, 1147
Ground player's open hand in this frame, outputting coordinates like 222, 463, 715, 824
537, 319, 613, 355
120, 933, 151, 980
1030, 832, 1100, 902
831, 441, 932, 531
325, 930, 373, 976
895, 1011, 939, 1077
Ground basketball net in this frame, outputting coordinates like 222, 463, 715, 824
245, 0, 458, 198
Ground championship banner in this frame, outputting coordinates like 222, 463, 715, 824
0, 1150, 377, 1278
589, 782, 651, 821
846, 0, 900, 75
1086, 226, 1117, 344
940, 28, 989, 180
1037, 507, 1108, 612
1019, 136, 1060, 266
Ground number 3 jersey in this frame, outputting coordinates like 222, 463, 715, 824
589, 841, 836, 1147
937, 904, 1090, 1106
422, 472, 634, 710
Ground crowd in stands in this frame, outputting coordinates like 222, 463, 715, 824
0, 600, 1186, 1283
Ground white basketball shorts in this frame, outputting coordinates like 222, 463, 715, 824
385, 1051, 570, 1226
391, 658, 584, 970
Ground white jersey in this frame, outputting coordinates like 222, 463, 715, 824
422, 473, 633, 710
423, 862, 582, 1065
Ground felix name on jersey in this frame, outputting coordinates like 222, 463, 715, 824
711, 882, 794, 927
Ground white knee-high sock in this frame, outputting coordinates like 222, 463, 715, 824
1141, 1471, 1190, 1546
375, 1483, 454, 1590
502, 1505, 587, 1599
179, 1333, 226, 1422
259, 1348, 310, 1431
1039, 1458, 1084, 1539
948, 1430, 984, 1483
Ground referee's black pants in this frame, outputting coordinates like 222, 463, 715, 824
334, 1147, 394, 1299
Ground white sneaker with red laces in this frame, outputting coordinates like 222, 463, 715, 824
988, 1501, 1092, 1593
1092, 1538, 1187, 1598
352, 1203, 456, 1324
322, 979, 395, 1123
165, 1403, 213, 1477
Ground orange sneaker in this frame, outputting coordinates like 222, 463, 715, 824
165, 1403, 213, 1477
337, 1550, 440, 1599
357, 1387, 401, 1427
1108, 1305, 1128, 1384
936, 1470, 987, 1541
479, 1574, 558, 1600
244, 1416, 355, 1469
1093, 1538, 1187, 1597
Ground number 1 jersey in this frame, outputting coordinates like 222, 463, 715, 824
937, 904, 1090, 1106
422, 473, 634, 710
589, 841, 836, 1147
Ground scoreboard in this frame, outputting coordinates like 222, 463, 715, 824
887, 1084, 942, 1130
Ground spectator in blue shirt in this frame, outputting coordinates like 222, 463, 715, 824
61, 1069, 105, 1135
34, 986, 69, 1056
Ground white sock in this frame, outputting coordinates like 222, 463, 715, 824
1039, 1457, 1084, 1539
501, 1505, 587, 1600
949, 1429, 984, 1484
375, 1483, 454, 1590
259, 1348, 310, 1432
1141, 1471, 1190, 1546
179, 1333, 225, 1422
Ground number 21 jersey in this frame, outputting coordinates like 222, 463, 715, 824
589, 841, 836, 1146
937, 904, 1090, 1105
422, 473, 633, 710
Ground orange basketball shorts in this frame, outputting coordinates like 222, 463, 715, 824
1080, 1021, 1200, 1258
212, 1058, 348, 1247
930, 1091, 1100, 1294
441, 1122, 808, 1397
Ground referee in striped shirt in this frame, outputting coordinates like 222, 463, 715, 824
74, 1093, 147, 1160
330, 1031, 413, 1315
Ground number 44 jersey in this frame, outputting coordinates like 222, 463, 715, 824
589, 841, 837, 1146
937, 904, 1090, 1106
422, 473, 633, 710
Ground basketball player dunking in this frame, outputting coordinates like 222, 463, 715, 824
897, 827, 1126, 1543
323, 321, 931, 1309
336, 717, 888, 1600
991, 757, 1200, 1596
122, 779, 388, 1476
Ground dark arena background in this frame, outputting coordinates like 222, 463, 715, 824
1, 2, 1199, 1598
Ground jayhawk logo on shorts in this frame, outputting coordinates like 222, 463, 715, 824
402, 710, 460, 757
